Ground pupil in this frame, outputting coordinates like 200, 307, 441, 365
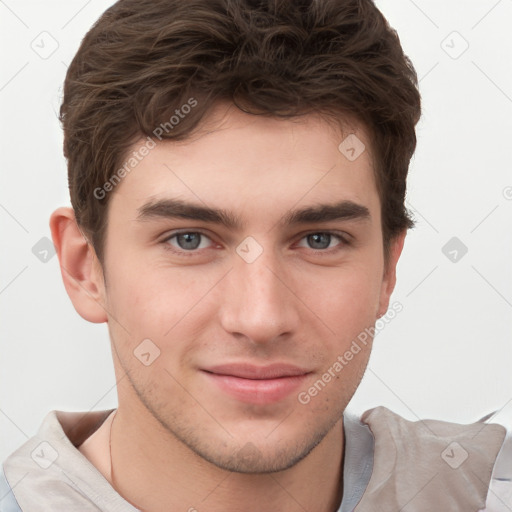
309, 233, 330, 249
178, 233, 201, 250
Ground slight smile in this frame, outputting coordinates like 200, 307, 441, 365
201, 363, 312, 405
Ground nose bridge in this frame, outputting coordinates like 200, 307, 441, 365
219, 242, 299, 343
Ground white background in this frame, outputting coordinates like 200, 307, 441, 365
1, 0, 511, 461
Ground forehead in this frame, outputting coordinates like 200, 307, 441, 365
109, 104, 380, 225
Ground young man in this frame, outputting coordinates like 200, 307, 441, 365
1, 0, 510, 510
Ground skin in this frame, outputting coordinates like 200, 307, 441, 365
50, 102, 405, 512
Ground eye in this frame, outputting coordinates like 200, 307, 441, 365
163, 231, 214, 252
296, 232, 349, 251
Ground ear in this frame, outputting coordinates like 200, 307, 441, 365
49, 207, 108, 323
376, 230, 407, 319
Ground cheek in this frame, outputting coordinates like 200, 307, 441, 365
304, 276, 377, 401
309, 263, 383, 329
104, 249, 188, 325
103, 255, 217, 368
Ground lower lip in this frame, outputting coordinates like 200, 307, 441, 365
202, 371, 309, 404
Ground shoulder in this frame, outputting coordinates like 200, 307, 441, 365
0, 466, 21, 512
0, 409, 136, 511
355, 406, 511, 511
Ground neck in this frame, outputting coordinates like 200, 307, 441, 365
108, 402, 345, 512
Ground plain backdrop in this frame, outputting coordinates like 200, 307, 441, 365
1, 0, 512, 461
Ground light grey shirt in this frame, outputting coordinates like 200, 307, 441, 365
1, 407, 510, 511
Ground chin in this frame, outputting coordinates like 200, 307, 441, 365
175, 416, 338, 475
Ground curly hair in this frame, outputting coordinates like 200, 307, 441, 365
60, 0, 421, 263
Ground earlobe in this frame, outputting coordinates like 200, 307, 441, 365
376, 230, 407, 319
49, 207, 108, 324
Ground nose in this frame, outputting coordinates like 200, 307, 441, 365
218, 244, 300, 346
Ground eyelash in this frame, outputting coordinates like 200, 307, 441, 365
160, 230, 351, 257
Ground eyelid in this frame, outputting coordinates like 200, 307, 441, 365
161, 229, 351, 256
161, 229, 217, 254
161, 228, 214, 242
294, 230, 351, 250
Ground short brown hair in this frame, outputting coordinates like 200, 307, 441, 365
60, 0, 421, 264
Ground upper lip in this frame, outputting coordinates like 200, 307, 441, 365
203, 363, 310, 380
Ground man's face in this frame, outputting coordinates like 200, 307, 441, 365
98, 104, 397, 473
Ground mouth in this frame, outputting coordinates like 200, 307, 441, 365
201, 363, 311, 404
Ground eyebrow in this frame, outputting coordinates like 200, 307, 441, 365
136, 198, 371, 229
